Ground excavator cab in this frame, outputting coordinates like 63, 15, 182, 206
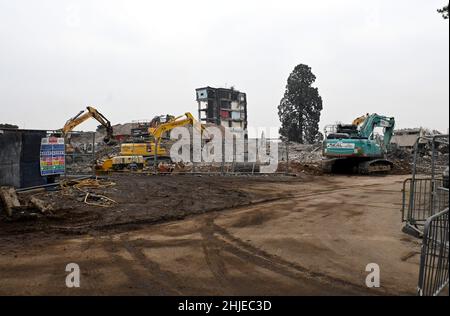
149, 114, 176, 128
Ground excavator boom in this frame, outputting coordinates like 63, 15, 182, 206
151, 112, 205, 140
61, 106, 115, 144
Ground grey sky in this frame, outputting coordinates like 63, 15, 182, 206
0, 0, 449, 135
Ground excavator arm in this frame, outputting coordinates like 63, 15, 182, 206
61, 106, 115, 144
119, 112, 206, 160
360, 113, 395, 146
151, 112, 206, 141
358, 113, 395, 147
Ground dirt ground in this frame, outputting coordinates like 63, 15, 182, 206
0, 174, 423, 295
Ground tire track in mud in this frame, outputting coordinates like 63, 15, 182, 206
200, 216, 233, 292
74, 235, 107, 295
37, 236, 111, 295
103, 236, 182, 295
82, 234, 179, 295
47, 234, 190, 295
199, 215, 299, 295
127, 238, 202, 248
198, 213, 385, 295
121, 238, 209, 295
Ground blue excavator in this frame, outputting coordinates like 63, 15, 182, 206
322, 113, 395, 174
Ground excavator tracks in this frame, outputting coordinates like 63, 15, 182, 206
322, 158, 393, 175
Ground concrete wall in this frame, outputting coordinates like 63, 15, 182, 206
391, 134, 418, 148
0, 130, 21, 187
0, 129, 48, 188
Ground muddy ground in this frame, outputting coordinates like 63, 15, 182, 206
0, 174, 425, 295
0, 174, 304, 235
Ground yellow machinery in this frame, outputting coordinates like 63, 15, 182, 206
61, 106, 115, 144
120, 112, 205, 161
98, 112, 206, 172
110, 156, 144, 170
352, 113, 369, 127
97, 156, 144, 172
120, 143, 164, 157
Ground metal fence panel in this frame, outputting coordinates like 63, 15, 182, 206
153, 138, 291, 175
402, 178, 449, 227
418, 208, 449, 296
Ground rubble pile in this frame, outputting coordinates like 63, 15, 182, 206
60, 178, 117, 207
388, 141, 449, 175
279, 142, 324, 175
0, 177, 118, 221
387, 146, 413, 174
95, 143, 121, 160
65, 156, 95, 175
414, 152, 449, 175
284, 142, 322, 163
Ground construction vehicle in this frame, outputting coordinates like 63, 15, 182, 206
97, 155, 144, 172
130, 115, 176, 140
322, 113, 395, 174
149, 114, 176, 129
110, 156, 144, 171
97, 112, 206, 172
60, 106, 115, 145
120, 112, 206, 163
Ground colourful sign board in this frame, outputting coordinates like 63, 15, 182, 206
40, 137, 65, 176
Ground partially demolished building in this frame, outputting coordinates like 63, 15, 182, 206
196, 86, 248, 134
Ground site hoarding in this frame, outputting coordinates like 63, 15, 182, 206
40, 137, 65, 176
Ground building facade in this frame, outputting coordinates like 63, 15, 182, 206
196, 87, 248, 134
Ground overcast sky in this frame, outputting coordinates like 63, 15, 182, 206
0, 0, 449, 135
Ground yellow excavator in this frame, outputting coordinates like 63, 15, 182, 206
120, 112, 205, 161
98, 112, 206, 172
60, 106, 115, 144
